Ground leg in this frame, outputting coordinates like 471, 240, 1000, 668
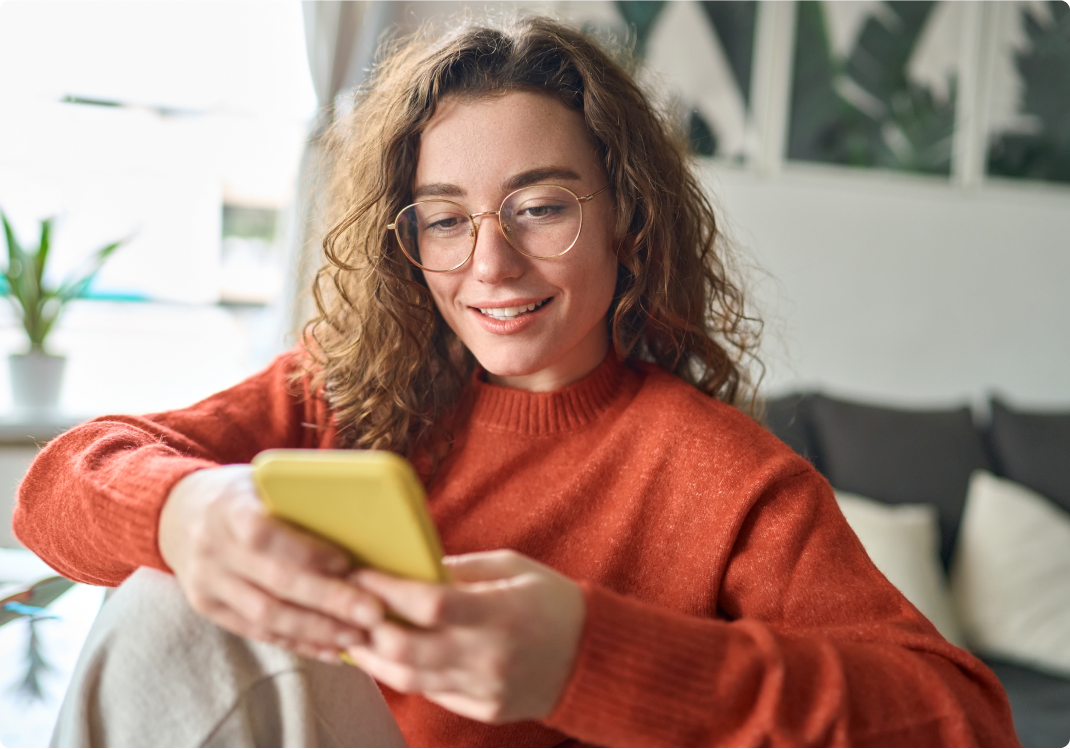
51, 568, 406, 748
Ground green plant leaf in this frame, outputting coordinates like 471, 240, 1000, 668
2, 211, 43, 344
34, 218, 53, 292
2, 211, 28, 290
55, 239, 124, 303
34, 296, 65, 348
2, 209, 127, 351
0, 576, 75, 628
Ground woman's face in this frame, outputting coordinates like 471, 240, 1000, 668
415, 91, 618, 392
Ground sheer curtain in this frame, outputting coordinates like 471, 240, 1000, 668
284, 0, 394, 339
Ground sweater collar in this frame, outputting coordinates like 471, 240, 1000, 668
467, 351, 633, 435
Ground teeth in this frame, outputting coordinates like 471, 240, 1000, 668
478, 299, 546, 320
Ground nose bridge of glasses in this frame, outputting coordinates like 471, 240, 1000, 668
470, 209, 514, 244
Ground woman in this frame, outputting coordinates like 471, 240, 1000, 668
15, 16, 1016, 747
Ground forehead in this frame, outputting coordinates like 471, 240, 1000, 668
414, 91, 601, 192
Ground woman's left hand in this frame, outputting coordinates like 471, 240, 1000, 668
344, 550, 585, 724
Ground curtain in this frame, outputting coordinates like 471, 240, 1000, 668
283, 0, 394, 341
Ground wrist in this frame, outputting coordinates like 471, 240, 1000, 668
158, 465, 250, 572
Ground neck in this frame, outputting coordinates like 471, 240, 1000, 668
486, 325, 610, 392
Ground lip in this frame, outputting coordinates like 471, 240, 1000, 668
467, 296, 549, 310
468, 296, 553, 334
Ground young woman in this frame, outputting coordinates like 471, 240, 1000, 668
16, 16, 1017, 748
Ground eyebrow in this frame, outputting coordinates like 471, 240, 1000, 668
412, 166, 584, 200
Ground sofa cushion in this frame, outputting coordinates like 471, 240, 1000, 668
807, 394, 990, 568
983, 656, 1070, 748
951, 471, 1070, 679
989, 399, 1070, 514
835, 491, 964, 646
762, 394, 822, 472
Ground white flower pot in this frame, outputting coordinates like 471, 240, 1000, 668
9, 352, 66, 412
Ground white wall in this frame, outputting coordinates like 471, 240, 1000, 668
704, 163, 1070, 408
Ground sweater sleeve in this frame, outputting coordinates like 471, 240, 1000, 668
12, 350, 327, 587
544, 467, 1019, 747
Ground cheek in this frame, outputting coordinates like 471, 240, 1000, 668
588, 235, 620, 308
423, 278, 458, 325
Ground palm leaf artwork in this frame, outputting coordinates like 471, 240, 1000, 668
1, 210, 124, 353
988, 1, 1070, 184
699, 1, 757, 107
613, 1, 757, 158
614, 0, 667, 61
2, 576, 76, 701
788, 1, 956, 175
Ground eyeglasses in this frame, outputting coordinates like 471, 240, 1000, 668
388, 184, 610, 273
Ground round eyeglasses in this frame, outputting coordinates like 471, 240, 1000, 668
388, 184, 610, 273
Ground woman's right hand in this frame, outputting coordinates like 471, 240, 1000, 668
158, 465, 383, 662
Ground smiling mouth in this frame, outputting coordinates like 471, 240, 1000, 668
477, 298, 550, 321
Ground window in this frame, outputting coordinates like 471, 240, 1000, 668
0, 1, 316, 414
0, 1, 315, 304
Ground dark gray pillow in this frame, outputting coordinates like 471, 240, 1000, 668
990, 399, 1070, 514
762, 394, 823, 473
807, 394, 990, 568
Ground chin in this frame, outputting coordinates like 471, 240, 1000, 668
470, 344, 550, 379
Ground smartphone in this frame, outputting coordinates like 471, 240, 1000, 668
251, 449, 448, 584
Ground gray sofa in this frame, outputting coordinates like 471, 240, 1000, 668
764, 393, 1070, 748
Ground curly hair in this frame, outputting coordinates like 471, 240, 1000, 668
303, 14, 762, 459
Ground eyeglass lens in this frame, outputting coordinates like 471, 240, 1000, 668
395, 185, 583, 271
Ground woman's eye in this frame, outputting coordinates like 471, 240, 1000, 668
519, 204, 563, 219
423, 216, 463, 232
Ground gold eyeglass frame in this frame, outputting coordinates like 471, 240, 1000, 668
388, 184, 610, 273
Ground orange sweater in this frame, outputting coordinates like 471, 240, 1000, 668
14, 351, 1017, 747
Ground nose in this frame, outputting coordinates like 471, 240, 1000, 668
470, 214, 524, 284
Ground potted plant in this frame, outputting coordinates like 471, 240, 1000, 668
2, 210, 124, 412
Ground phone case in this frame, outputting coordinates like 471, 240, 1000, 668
251, 449, 447, 583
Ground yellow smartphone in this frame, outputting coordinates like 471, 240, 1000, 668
251, 449, 448, 584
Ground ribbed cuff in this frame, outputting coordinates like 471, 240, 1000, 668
95, 451, 217, 574
545, 583, 757, 747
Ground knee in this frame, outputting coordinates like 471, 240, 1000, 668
94, 567, 210, 657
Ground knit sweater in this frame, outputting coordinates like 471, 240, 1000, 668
14, 351, 1018, 747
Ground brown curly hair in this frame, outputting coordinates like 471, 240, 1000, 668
303, 14, 762, 459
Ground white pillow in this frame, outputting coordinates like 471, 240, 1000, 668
950, 470, 1070, 677
835, 491, 966, 646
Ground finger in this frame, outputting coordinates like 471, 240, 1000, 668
215, 574, 367, 650
260, 631, 345, 664
355, 571, 496, 628
367, 620, 461, 670
227, 500, 351, 577
346, 645, 463, 695
424, 691, 507, 724
442, 549, 534, 583
226, 543, 385, 628
207, 603, 344, 664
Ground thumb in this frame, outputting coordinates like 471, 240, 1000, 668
443, 549, 536, 583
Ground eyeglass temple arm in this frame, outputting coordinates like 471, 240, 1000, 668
578, 185, 611, 203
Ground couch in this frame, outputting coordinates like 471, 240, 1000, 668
763, 392, 1070, 748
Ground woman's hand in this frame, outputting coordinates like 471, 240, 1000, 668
158, 465, 383, 662
344, 550, 586, 724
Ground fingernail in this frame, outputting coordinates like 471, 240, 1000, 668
317, 650, 339, 664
